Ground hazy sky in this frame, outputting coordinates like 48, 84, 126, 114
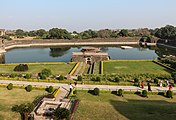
0, 0, 176, 32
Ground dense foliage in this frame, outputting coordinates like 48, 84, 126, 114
11, 103, 35, 120
25, 85, 33, 92
53, 107, 70, 120
94, 88, 100, 95
14, 64, 28, 72
166, 90, 173, 98
7, 83, 13, 90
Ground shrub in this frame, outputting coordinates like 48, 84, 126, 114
7, 83, 13, 90
154, 78, 159, 84
142, 90, 148, 97
25, 85, 32, 92
41, 68, 52, 77
25, 73, 32, 79
96, 76, 101, 82
77, 75, 82, 81
58, 75, 64, 80
10, 73, 17, 78
73, 89, 77, 95
94, 88, 100, 96
40, 74, 47, 80
134, 78, 139, 83
14, 64, 28, 72
54, 107, 70, 120
46, 86, 54, 93
166, 90, 173, 98
118, 89, 123, 96
115, 77, 120, 83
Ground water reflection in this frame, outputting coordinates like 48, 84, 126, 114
49, 47, 70, 57
1, 45, 176, 63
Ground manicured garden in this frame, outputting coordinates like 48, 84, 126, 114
0, 62, 75, 76
0, 87, 47, 120
103, 61, 171, 75
74, 91, 176, 120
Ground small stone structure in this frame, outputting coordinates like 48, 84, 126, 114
0, 29, 5, 36
71, 47, 109, 64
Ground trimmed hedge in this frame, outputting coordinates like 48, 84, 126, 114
166, 90, 173, 98
7, 83, 13, 90
118, 89, 123, 96
142, 90, 148, 97
94, 88, 100, 96
25, 85, 32, 92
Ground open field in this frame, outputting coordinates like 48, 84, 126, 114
75, 91, 176, 120
0, 63, 75, 76
103, 61, 171, 75
0, 87, 47, 120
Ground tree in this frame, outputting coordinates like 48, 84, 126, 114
41, 68, 52, 77
11, 103, 35, 120
36, 29, 47, 38
97, 29, 112, 38
15, 29, 26, 37
119, 29, 128, 37
48, 28, 72, 39
53, 107, 70, 120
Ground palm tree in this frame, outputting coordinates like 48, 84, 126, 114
11, 103, 34, 120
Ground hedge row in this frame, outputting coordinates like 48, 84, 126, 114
103, 60, 152, 63
152, 60, 176, 72
0, 62, 75, 66
69, 62, 80, 75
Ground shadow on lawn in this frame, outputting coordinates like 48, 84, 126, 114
110, 99, 176, 120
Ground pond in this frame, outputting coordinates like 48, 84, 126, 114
1, 45, 176, 63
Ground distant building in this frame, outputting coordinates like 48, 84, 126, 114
0, 29, 5, 36
71, 47, 109, 64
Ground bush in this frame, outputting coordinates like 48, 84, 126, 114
58, 75, 64, 80
134, 78, 139, 83
10, 73, 17, 78
96, 76, 101, 82
166, 90, 173, 98
154, 78, 159, 84
25, 73, 32, 79
7, 83, 13, 90
118, 89, 123, 96
46, 86, 54, 93
73, 89, 77, 95
14, 64, 28, 72
94, 88, 100, 96
41, 68, 52, 77
25, 85, 32, 92
54, 107, 70, 120
142, 90, 148, 97
115, 77, 120, 83
40, 74, 47, 80
77, 75, 82, 81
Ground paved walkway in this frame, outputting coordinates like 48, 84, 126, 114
0, 80, 175, 92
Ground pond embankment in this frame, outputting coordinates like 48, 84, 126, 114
4, 38, 140, 50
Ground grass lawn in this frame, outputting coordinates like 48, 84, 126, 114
75, 91, 176, 120
0, 87, 47, 120
0, 63, 75, 76
103, 61, 171, 75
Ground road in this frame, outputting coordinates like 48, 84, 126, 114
0, 80, 175, 92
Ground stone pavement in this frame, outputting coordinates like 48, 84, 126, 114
0, 80, 175, 92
